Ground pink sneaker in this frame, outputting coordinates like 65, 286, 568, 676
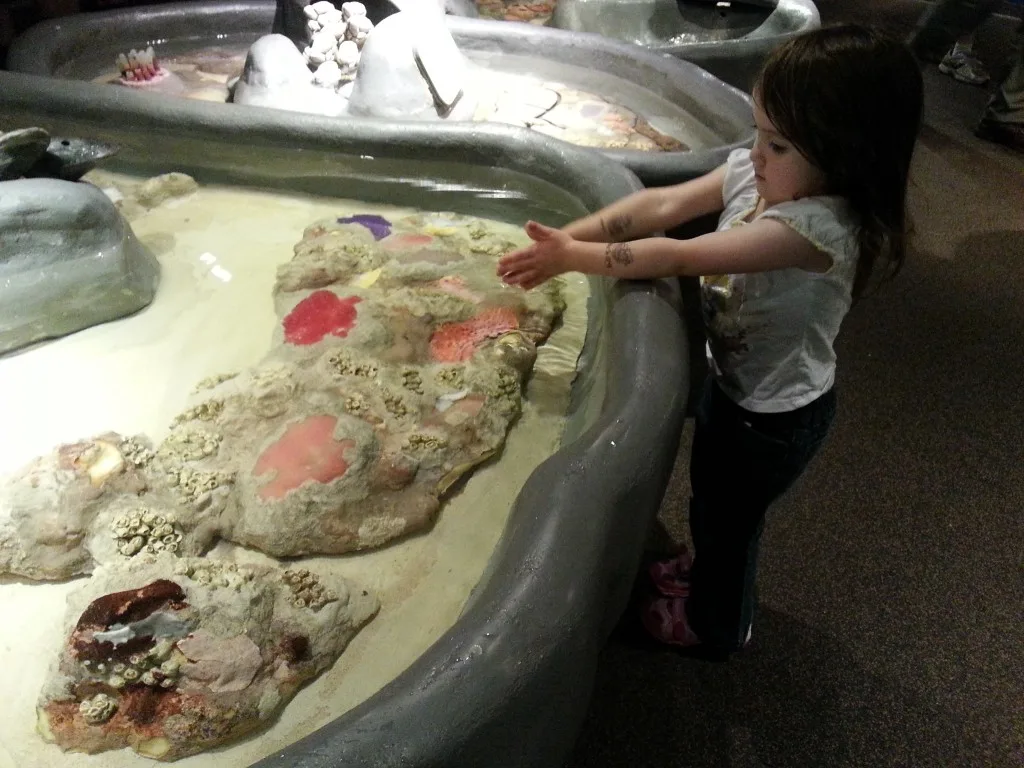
640, 595, 701, 647
647, 549, 693, 598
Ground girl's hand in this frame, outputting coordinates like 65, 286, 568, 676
497, 221, 575, 290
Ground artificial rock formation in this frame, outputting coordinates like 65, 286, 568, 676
238, 3, 473, 120
231, 33, 348, 116
0, 177, 160, 355
36, 555, 378, 760
236, 1, 379, 115
0, 433, 215, 582
0, 201, 563, 580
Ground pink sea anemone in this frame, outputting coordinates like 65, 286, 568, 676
429, 307, 519, 363
253, 415, 356, 500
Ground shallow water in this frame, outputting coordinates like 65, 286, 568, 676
0, 173, 589, 767
466, 52, 720, 149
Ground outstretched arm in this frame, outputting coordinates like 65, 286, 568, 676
561, 164, 728, 242
498, 217, 832, 289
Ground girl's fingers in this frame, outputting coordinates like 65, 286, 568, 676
525, 220, 555, 242
500, 266, 539, 288
498, 249, 537, 276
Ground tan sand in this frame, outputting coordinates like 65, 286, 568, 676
0, 179, 588, 766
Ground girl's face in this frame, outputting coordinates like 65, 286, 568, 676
750, 98, 828, 206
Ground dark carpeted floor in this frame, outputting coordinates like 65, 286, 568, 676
566, 2, 1024, 767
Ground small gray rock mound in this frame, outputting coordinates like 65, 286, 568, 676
0, 178, 160, 355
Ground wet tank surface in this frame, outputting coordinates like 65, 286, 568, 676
0, 72, 691, 767
6, 0, 754, 184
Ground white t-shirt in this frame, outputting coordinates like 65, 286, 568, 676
701, 148, 861, 413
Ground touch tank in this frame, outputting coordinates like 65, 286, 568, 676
548, 0, 820, 89
6, 0, 755, 185
0, 72, 690, 767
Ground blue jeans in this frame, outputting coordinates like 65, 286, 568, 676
686, 377, 836, 653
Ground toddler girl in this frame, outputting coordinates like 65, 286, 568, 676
497, 24, 924, 656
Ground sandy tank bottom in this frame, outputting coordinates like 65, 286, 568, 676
0, 177, 590, 767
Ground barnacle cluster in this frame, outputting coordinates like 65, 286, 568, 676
493, 369, 520, 398
282, 569, 338, 611
382, 389, 412, 419
173, 559, 254, 590
166, 466, 234, 505
492, 332, 537, 374
158, 427, 222, 463
119, 436, 155, 468
193, 372, 237, 392
404, 433, 449, 452
171, 399, 224, 427
400, 368, 424, 394
110, 510, 182, 557
79, 693, 118, 725
81, 638, 182, 691
435, 366, 465, 389
343, 393, 368, 415
328, 351, 378, 378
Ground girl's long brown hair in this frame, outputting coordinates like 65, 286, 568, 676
754, 25, 924, 299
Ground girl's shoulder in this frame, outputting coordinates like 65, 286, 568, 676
758, 196, 861, 269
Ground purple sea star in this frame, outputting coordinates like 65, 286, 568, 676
337, 214, 392, 241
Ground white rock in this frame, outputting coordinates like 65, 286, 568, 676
307, 18, 321, 33
234, 34, 347, 116
313, 60, 343, 87
306, 48, 327, 66
347, 14, 374, 45
319, 7, 343, 24
322, 20, 348, 40
311, 28, 338, 53
335, 39, 360, 69
303, 3, 320, 19
309, 1, 337, 15
341, 1, 367, 19
348, 11, 473, 119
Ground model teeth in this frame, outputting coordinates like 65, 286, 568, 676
116, 46, 162, 82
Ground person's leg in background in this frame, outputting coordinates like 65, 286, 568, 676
939, 29, 992, 84
976, 20, 1024, 149
909, 0, 1001, 62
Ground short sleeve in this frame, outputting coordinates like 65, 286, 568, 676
759, 197, 860, 272
722, 149, 756, 208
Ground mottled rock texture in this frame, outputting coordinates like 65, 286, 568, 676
0, 204, 563, 579
36, 555, 377, 760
